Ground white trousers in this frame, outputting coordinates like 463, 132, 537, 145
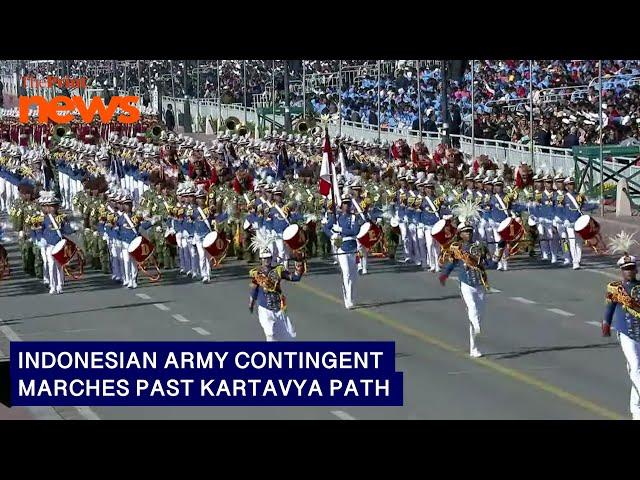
492, 227, 510, 269
337, 248, 357, 309
120, 240, 138, 286
398, 219, 412, 260
45, 244, 64, 293
10, 183, 18, 211
194, 233, 211, 281
408, 223, 421, 265
565, 224, 583, 266
619, 333, 640, 419
179, 233, 198, 276
39, 244, 49, 284
415, 225, 427, 268
424, 225, 440, 271
553, 219, 570, 261
357, 243, 369, 273
109, 238, 123, 281
460, 281, 485, 352
257, 305, 296, 341
271, 232, 288, 266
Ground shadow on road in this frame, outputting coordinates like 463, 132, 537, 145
488, 342, 618, 359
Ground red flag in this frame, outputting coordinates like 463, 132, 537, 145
319, 132, 333, 197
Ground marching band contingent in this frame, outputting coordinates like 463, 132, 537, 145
0, 104, 639, 419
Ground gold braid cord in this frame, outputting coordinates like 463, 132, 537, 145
606, 281, 640, 319
447, 242, 490, 290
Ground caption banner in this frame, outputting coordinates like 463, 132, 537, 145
10, 341, 403, 407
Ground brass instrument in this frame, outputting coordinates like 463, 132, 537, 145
146, 123, 164, 140
224, 116, 248, 136
293, 116, 316, 134
51, 124, 71, 142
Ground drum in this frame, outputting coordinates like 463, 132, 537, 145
390, 217, 400, 235
357, 222, 383, 250
203, 231, 229, 257
52, 238, 77, 266
575, 214, 600, 240
431, 218, 455, 246
128, 235, 155, 263
497, 217, 524, 243
164, 230, 177, 246
283, 224, 307, 251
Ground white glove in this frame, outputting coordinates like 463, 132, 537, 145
376, 218, 383, 225
320, 218, 328, 225
331, 225, 342, 234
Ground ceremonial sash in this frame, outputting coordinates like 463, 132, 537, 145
351, 198, 367, 222
48, 214, 64, 240
565, 192, 582, 214
425, 196, 440, 218
197, 206, 212, 232
274, 204, 290, 225
123, 213, 137, 231
495, 193, 509, 214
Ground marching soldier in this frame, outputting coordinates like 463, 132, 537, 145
39, 192, 74, 295
248, 235, 305, 341
324, 193, 365, 310
563, 175, 598, 270
439, 221, 505, 357
603, 234, 640, 420
116, 191, 152, 289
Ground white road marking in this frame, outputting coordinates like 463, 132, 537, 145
547, 308, 575, 317
136, 293, 152, 300
74, 406, 101, 420
510, 297, 537, 305
192, 327, 211, 336
488, 288, 502, 293
0, 324, 21, 341
153, 303, 170, 311
585, 321, 602, 327
172, 314, 190, 323
0, 319, 100, 421
585, 268, 619, 280
331, 410, 356, 420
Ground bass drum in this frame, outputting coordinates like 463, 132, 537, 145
128, 235, 155, 263
357, 222, 383, 250
431, 218, 455, 246
574, 214, 600, 241
283, 224, 307, 251
203, 230, 229, 258
497, 217, 524, 243
52, 238, 77, 266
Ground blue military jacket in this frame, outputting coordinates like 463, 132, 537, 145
604, 280, 640, 341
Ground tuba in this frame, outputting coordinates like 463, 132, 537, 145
51, 124, 71, 142
293, 117, 315, 134
146, 123, 164, 140
225, 116, 248, 136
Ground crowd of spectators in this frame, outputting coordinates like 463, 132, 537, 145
5, 60, 640, 146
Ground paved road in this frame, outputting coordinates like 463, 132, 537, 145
0, 230, 632, 420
